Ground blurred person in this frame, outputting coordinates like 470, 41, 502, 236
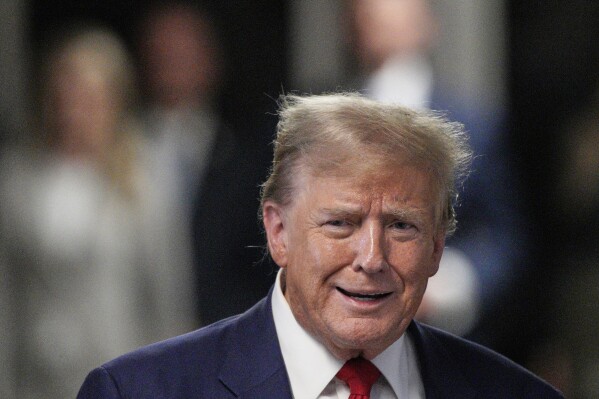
348, 0, 438, 110
556, 95, 599, 234
77, 92, 562, 398
526, 92, 599, 398
345, 0, 526, 339
0, 25, 193, 398
136, 1, 274, 326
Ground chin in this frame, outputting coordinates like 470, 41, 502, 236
332, 319, 399, 354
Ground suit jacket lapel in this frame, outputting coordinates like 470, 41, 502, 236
408, 321, 476, 399
218, 290, 293, 399
218, 291, 474, 398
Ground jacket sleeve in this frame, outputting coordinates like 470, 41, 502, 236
77, 367, 122, 399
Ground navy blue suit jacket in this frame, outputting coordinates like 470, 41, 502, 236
78, 290, 563, 398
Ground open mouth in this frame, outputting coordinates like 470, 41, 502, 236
336, 287, 392, 301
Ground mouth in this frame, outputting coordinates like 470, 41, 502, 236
336, 287, 392, 301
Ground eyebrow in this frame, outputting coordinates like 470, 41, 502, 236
385, 207, 428, 226
318, 207, 362, 218
318, 205, 428, 225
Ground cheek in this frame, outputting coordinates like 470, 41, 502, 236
388, 241, 436, 281
300, 235, 354, 274
318, 238, 354, 264
286, 237, 355, 307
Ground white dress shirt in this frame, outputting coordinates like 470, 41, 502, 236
365, 53, 434, 111
271, 270, 425, 399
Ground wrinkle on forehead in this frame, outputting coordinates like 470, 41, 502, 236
294, 156, 443, 229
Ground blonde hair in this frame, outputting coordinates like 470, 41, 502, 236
40, 25, 137, 116
37, 25, 141, 200
260, 92, 472, 235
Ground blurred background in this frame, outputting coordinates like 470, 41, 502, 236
1, 0, 598, 398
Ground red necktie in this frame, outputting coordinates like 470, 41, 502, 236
336, 357, 382, 399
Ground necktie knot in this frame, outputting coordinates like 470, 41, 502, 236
336, 357, 381, 399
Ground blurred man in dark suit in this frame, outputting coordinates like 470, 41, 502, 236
136, 1, 274, 327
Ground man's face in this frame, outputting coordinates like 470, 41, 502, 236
142, 8, 216, 108
263, 160, 445, 360
352, 0, 437, 68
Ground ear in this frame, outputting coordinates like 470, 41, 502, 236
428, 231, 446, 277
262, 200, 289, 268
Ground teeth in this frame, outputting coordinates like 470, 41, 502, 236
353, 296, 378, 302
337, 287, 390, 300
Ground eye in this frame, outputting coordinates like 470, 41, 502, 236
388, 221, 418, 240
321, 219, 355, 238
389, 220, 415, 231
326, 219, 350, 227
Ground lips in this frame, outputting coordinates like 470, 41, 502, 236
336, 287, 392, 301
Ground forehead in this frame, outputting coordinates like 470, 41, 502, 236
294, 155, 440, 213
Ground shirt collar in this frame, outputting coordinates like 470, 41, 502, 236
271, 269, 409, 399
371, 330, 410, 399
272, 270, 343, 398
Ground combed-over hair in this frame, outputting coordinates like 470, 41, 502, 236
260, 92, 472, 235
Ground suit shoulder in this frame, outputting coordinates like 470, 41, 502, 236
78, 296, 276, 398
413, 323, 564, 398
81, 314, 244, 398
109, 313, 239, 369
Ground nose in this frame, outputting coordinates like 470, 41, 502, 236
352, 221, 388, 273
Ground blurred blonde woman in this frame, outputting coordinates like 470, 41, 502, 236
37, 24, 140, 198
0, 24, 196, 399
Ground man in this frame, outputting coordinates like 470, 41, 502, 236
78, 93, 562, 398
136, 2, 273, 326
